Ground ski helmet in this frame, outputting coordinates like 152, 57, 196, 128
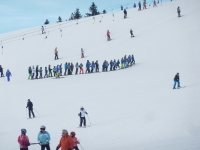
21, 128, 26, 134
71, 131, 76, 136
40, 125, 46, 130
81, 106, 84, 109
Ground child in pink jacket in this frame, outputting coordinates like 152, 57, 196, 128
70, 131, 79, 150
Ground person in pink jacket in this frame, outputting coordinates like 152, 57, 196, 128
18, 129, 30, 150
70, 132, 79, 150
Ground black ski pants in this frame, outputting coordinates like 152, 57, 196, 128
55, 53, 58, 60
80, 117, 86, 127
20, 148, 28, 150
53, 72, 56, 77
39, 73, 42, 78
75, 68, 78, 74
0, 71, 4, 77
35, 73, 38, 79
86, 68, 90, 73
74, 146, 79, 150
68, 69, 71, 75
28, 108, 35, 118
110, 65, 113, 71
32, 73, 34, 79
96, 66, 99, 72
41, 145, 50, 150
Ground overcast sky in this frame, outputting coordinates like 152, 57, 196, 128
0, 0, 167, 34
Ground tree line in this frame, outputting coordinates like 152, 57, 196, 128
44, 2, 107, 25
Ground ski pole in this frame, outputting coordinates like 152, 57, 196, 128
79, 143, 85, 150
26, 108, 27, 119
30, 143, 40, 145
33, 108, 40, 115
87, 115, 91, 124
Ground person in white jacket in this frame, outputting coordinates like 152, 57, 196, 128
78, 107, 88, 127
32, 66, 35, 79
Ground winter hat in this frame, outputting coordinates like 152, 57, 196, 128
62, 129, 68, 134
40, 125, 46, 129
21, 128, 26, 134
70, 131, 76, 136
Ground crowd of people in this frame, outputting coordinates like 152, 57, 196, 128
28, 54, 135, 79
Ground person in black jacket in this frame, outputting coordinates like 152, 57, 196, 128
124, 9, 127, 18
35, 65, 39, 79
95, 61, 99, 72
26, 99, 35, 118
173, 73, 180, 89
0, 65, 4, 77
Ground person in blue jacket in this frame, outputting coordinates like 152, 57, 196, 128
133, 3, 137, 8
56, 65, 60, 78
121, 5, 123, 10
75, 62, 79, 75
38, 125, 51, 150
86, 60, 91, 73
116, 59, 120, 69
91, 61, 95, 73
105, 61, 109, 71
131, 55, 135, 64
6, 69, 12, 82
64, 62, 68, 75
113, 59, 117, 70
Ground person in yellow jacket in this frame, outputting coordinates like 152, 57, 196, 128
54, 47, 59, 60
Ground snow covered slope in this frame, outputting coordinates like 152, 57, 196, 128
0, 0, 200, 149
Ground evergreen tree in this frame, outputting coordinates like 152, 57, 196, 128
74, 8, 82, 19
44, 19, 49, 25
86, 2, 100, 17
58, 16, 62, 22
103, 10, 107, 14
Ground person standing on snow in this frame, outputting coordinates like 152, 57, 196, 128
124, 9, 127, 18
38, 126, 51, 150
70, 63, 74, 75
18, 129, 31, 150
70, 132, 80, 150
81, 48, 84, 58
26, 99, 35, 118
28, 67, 32, 80
54, 47, 59, 60
48, 65, 52, 77
130, 29, 134, 37
35, 65, 39, 79
153, 0, 157, 7
91, 61, 95, 73
173, 73, 181, 89
79, 63, 84, 74
138, 1, 142, 11
56, 129, 74, 150
133, 3, 136, 8
71, 13, 75, 20
121, 5, 123, 10
6, 69, 12, 82
85, 60, 91, 73
78, 107, 88, 127
39, 67, 43, 79
32, 66, 35, 79
41, 26, 44, 34
75, 62, 79, 75
177, 6, 181, 17
106, 30, 111, 41
95, 60, 99, 72
0, 65, 4, 77
44, 67, 48, 78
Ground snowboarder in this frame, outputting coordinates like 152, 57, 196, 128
75, 62, 79, 75
85, 60, 91, 73
56, 129, 74, 150
44, 67, 48, 78
18, 129, 30, 150
106, 30, 111, 41
54, 47, 59, 60
138, 2, 142, 11
95, 60, 99, 72
153, 0, 157, 7
79, 63, 84, 74
37, 125, 51, 150
32, 66, 35, 79
78, 107, 88, 127
173, 73, 181, 89
121, 5, 123, 10
177, 6, 181, 17
0, 65, 4, 77
48, 65, 52, 77
81, 48, 84, 58
28, 67, 32, 79
70, 132, 80, 150
124, 9, 127, 18
26, 99, 35, 118
6, 69, 12, 82
130, 29, 134, 37
41, 26, 44, 34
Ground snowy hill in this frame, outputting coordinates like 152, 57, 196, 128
0, 0, 200, 149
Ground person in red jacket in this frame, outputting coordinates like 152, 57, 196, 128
18, 129, 30, 150
70, 132, 80, 150
106, 30, 111, 41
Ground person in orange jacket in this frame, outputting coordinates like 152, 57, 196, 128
56, 129, 74, 150
18, 129, 30, 150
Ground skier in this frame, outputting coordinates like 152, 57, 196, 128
67, 63, 71, 75
38, 125, 51, 150
113, 59, 117, 70
56, 129, 74, 150
0, 65, 4, 77
91, 61, 95, 73
79, 63, 84, 74
18, 129, 30, 150
32, 66, 35, 79
81, 48, 84, 58
70, 63, 74, 75
44, 67, 48, 78
48, 65, 52, 77
75, 62, 79, 75
35, 65, 39, 79
116, 59, 120, 69
6, 69, 12, 82
105, 61, 109, 71
138, 1, 142, 11
110, 60, 113, 71
95, 60, 99, 72
153, 0, 157, 7
133, 3, 136, 8
130, 29, 134, 37
53, 66, 56, 77
106, 30, 111, 41
85, 60, 91, 73
56, 65, 60, 78
70, 132, 80, 150
41, 26, 44, 34
177, 6, 181, 17
28, 67, 32, 79
121, 5, 123, 10
64, 62, 68, 75
39, 67, 43, 79
54, 47, 59, 60
26, 99, 35, 118
78, 107, 88, 127
131, 55, 135, 64
173, 73, 181, 89
124, 9, 127, 18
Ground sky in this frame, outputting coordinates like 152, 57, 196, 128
0, 0, 167, 34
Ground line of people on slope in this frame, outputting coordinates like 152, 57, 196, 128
28, 54, 135, 79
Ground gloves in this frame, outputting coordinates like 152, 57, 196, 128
56, 147, 59, 150
22, 142, 30, 146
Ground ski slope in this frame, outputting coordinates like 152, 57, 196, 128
0, 0, 200, 149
